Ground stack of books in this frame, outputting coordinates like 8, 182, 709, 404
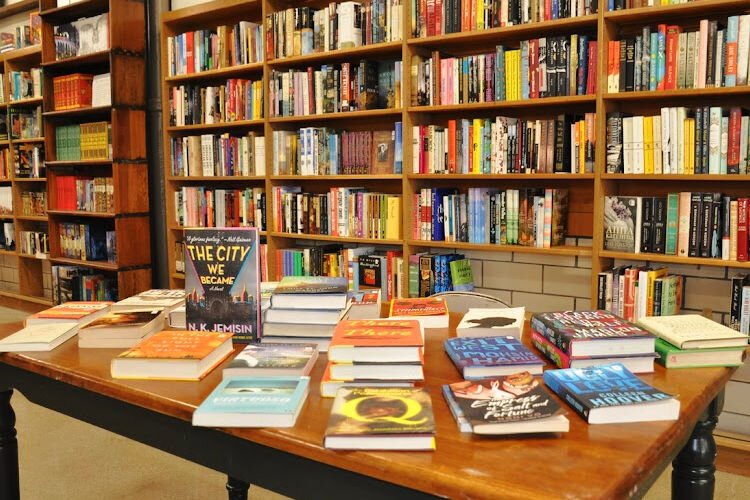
637, 314, 748, 369
530, 310, 658, 373
261, 276, 349, 351
322, 319, 424, 397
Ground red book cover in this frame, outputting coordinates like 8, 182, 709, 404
657, 24, 668, 90
389, 297, 448, 318
738, 198, 748, 261
185, 32, 195, 74
447, 119, 456, 173
728, 107, 741, 173
426, 0, 435, 37
529, 38, 539, 99
587, 41, 597, 95
665, 25, 681, 90
435, 0, 443, 36
622, 267, 640, 322
330, 319, 424, 348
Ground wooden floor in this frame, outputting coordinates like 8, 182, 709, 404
718, 445, 750, 478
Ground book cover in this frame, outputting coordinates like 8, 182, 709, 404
655, 338, 746, 368
116, 330, 231, 361
331, 319, 424, 348
0, 323, 77, 352
30, 301, 112, 321
389, 297, 447, 317
448, 258, 474, 291
604, 196, 636, 252
273, 275, 347, 295
224, 343, 318, 374
444, 336, 543, 379
184, 228, 260, 342
113, 289, 185, 311
636, 314, 749, 349
543, 363, 679, 424
80, 310, 162, 333
455, 307, 525, 338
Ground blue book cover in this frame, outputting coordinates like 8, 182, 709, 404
725, 16, 739, 87
445, 336, 543, 380
193, 376, 310, 427
520, 41, 530, 100
543, 363, 677, 423
394, 121, 403, 173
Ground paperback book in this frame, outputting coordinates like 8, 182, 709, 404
25, 301, 112, 326
112, 289, 185, 312
637, 314, 749, 349
328, 319, 423, 363
444, 336, 544, 379
319, 363, 414, 398
0, 323, 78, 352
655, 338, 746, 369
388, 297, 449, 328
223, 343, 318, 378
270, 275, 349, 310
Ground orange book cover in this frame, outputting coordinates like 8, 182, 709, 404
117, 330, 232, 360
331, 319, 424, 348
34, 301, 113, 320
388, 297, 448, 318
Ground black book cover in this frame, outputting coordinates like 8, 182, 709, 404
597, 272, 607, 310
722, 195, 731, 257
606, 113, 623, 173
625, 38, 635, 92
688, 192, 703, 257
710, 192, 722, 259
640, 197, 654, 253
706, 21, 717, 88
554, 115, 572, 173
652, 196, 667, 254
548, 37, 558, 98
653, 279, 663, 317
698, 192, 714, 258
618, 38, 627, 92
729, 273, 749, 330
557, 36, 569, 97
418, 254, 433, 297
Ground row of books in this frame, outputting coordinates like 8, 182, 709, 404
10, 106, 41, 140
267, 1, 403, 59
412, 0, 598, 37
14, 144, 44, 178
54, 13, 109, 60
51, 265, 117, 303
168, 79, 263, 127
167, 22, 264, 77
55, 122, 111, 161
603, 193, 750, 261
269, 60, 401, 117
272, 186, 402, 239
608, 16, 750, 93
8, 69, 42, 102
597, 266, 683, 322
609, 0, 696, 9
170, 133, 265, 178
412, 114, 594, 175
411, 253, 474, 296
54, 176, 114, 213
415, 188, 568, 246
0, 222, 13, 250
174, 186, 266, 230
0, 186, 11, 214
607, 107, 750, 175
52, 73, 111, 111
19, 230, 48, 258
0, 12, 40, 54
20, 191, 45, 216
272, 125, 403, 176
412, 38, 597, 106
58, 223, 116, 263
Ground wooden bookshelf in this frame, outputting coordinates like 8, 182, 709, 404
160, 0, 750, 303
40, 0, 150, 301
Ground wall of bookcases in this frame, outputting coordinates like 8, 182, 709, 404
160, 0, 750, 314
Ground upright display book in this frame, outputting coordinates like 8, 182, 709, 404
324, 387, 436, 450
184, 228, 261, 343
111, 330, 234, 380
388, 297, 449, 328
636, 314, 750, 349
531, 310, 655, 357
112, 289, 185, 312
543, 363, 680, 424
443, 374, 569, 435
654, 338, 746, 369
223, 343, 318, 377
192, 376, 310, 428
0, 323, 78, 352
444, 336, 544, 379
456, 307, 526, 338
25, 301, 112, 326
328, 319, 424, 363
270, 276, 349, 310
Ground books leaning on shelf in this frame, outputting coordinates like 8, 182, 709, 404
112, 289, 186, 313
19, 190, 44, 217
606, 107, 750, 175
597, 265, 683, 321
412, 37, 596, 106
170, 132, 265, 177
111, 330, 234, 381
456, 307, 526, 338
9, 106, 41, 140
174, 186, 265, 229
19, 231, 49, 258
77, 309, 165, 348
54, 176, 114, 213
269, 59, 402, 117
168, 79, 263, 126
273, 123, 403, 175
272, 186, 402, 240
388, 297, 448, 328
223, 343, 318, 378
25, 301, 113, 326
267, 1, 403, 59
543, 363, 680, 424
167, 22, 263, 77
412, 0, 597, 37
608, 15, 750, 93
0, 323, 78, 352
58, 223, 116, 263
14, 144, 45, 178
193, 376, 310, 428
412, 114, 594, 175
51, 266, 118, 303
637, 314, 749, 349
9, 69, 42, 101
415, 188, 568, 248
445, 336, 544, 379
55, 122, 112, 161
443, 374, 570, 435
54, 13, 109, 60
604, 193, 750, 262
324, 387, 435, 450
0, 12, 41, 53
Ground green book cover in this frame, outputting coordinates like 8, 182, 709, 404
655, 338, 745, 368
449, 259, 474, 291
665, 193, 679, 254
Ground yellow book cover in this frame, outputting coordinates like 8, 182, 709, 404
477, 0, 485, 30
685, 118, 695, 175
644, 116, 654, 174
504, 53, 512, 101
386, 196, 401, 239
646, 267, 668, 316
513, 51, 520, 101
472, 118, 481, 173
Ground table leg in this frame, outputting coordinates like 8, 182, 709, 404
0, 389, 19, 500
226, 476, 250, 500
672, 391, 724, 500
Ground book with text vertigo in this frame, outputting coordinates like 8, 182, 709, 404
184, 228, 261, 343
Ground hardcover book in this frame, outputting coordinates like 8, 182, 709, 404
223, 343, 318, 377
637, 314, 749, 349
543, 363, 680, 424
25, 301, 112, 325
328, 319, 423, 363
530, 310, 655, 357
324, 387, 436, 450
78, 310, 164, 343
655, 338, 746, 369
318, 363, 414, 398
456, 307, 525, 338
184, 228, 261, 343
388, 297, 449, 328
193, 376, 310, 427
603, 196, 636, 252
0, 323, 78, 352
444, 336, 544, 379
443, 373, 569, 435
270, 275, 348, 310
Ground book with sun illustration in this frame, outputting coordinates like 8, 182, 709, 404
456, 307, 526, 339
184, 228, 260, 343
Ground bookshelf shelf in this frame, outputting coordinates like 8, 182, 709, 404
8, 97, 44, 106
408, 240, 592, 257
164, 62, 264, 83
270, 175, 403, 181
598, 250, 750, 270
43, 105, 112, 119
269, 232, 402, 245
268, 41, 403, 68
44, 160, 112, 167
0, 0, 38, 18
171, 272, 185, 281
601, 174, 750, 181
167, 175, 266, 182
46, 210, 115, 219
0, 290, 52, 306
17, 253, 48, 261
409, 95, 596, 114
11, 137, 44, 144
407, 14, 598, 48
48, 256, 119, 272
39, 0, 109, 22
603, 87, 750, 102
166, 120, 264, 132
161, 0, 261, 25
41, 50, 110, 71
407, 174, 595, 180
169, 225, 266, 237
602, 0, 750, 24
0, 141, 8, 146
13, 178, 47, 183
0, 215, 14, 220
15, 215, 48, 222
269, 108, 403, 124
0, 249, 17, 256
2, 45, 41, 62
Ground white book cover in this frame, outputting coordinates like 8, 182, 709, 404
653, 114, 663, 174
637, 314, 749, 349
661, 107, 671, 173
708, 106, 722, 174
632, 115, 644, 174
740, 116, 749, 174
676, 107, 686, 174
634, 197, 643, 254
738, 15, 750, 86
697, 20, 709, 88
669, 107, 678, 175
720, 116, 729, 175
623, 116, 634, 174
254, 136, 265, 175
0, 323, 77, 352
456, 307, 526, 338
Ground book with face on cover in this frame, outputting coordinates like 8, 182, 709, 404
0, 323, 78, 352
25, 301, 113, 326
442, 373, 569, 435
388, 297, 449, 328
636, 314, 749, 349
324, 387, 436, 450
